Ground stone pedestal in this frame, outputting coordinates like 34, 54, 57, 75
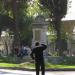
32, 15, 48, 47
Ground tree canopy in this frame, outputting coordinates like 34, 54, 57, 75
0, 0, 68, 50
39, 0, 68, 55
0, 0, 33, 46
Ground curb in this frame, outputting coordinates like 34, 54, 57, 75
0, 67, 35, 71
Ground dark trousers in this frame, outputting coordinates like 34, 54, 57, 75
35, 60, 45, 75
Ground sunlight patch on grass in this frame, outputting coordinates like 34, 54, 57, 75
0, 63, 18, 67
19, 62, 35, 69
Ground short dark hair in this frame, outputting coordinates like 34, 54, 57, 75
35, 42, 39, 46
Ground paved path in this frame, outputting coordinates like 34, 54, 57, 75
0, 69, 75, 75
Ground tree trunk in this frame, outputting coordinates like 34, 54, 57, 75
11, 0, 21, 48
53, 18, 63, 56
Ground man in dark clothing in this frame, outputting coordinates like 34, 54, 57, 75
30, 42, 47, 75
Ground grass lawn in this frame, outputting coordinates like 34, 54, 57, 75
0, 62, 75, 69
45, 63, 75, 69
20, 62, 75, 69
0, 63, 19, 67
0, 56, 75, 69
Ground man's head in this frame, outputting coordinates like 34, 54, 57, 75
35, 42, 39, 46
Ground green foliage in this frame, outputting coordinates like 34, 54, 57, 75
47, 25, 57, 42
61, 32, 67, 40
39, 0, 68, 56
40, 0, 67, 18
27, 0, 40, 16
60, 56, 75, 65
0, 0, 33, 46
39, 0, 68, 34
0, 0, 4, 13
0, 0, 68, 47
19, 15, 33, 46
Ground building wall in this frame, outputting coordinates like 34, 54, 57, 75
62, 20, 75, 55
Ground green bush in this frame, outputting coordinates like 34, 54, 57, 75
60, 56, 75, 65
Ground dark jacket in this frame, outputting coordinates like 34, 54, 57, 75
30, 44, 47, 61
